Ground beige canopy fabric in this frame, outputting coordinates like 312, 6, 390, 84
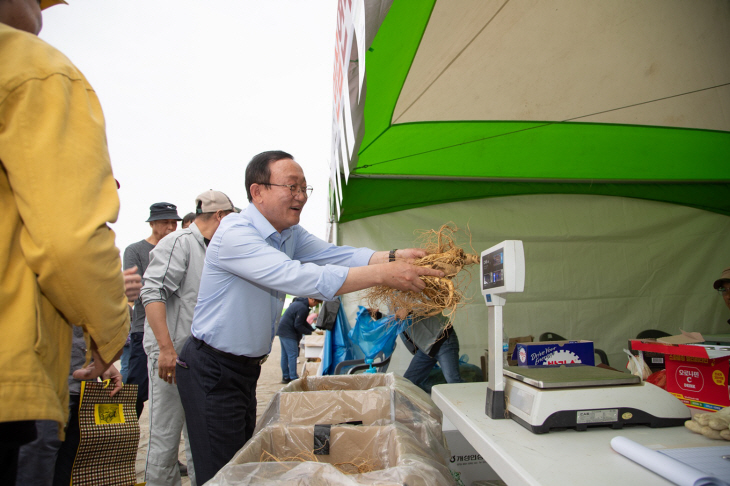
338, 194, 730, 371
394, 0, 730, 131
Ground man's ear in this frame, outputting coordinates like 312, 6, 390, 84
250, 183, 263, 203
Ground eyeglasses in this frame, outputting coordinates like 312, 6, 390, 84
263, 183, 313, 198
718, 288, 729, 295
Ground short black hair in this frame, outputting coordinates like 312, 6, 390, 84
245, 150, 294, 202
195, 211, 216, 222
182, 212, 196, 225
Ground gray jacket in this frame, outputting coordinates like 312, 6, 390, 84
141, 222, 207, 356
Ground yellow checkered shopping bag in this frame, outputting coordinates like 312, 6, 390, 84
71, 381, 141, 485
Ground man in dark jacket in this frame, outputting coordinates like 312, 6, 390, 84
276, 297, 321, 383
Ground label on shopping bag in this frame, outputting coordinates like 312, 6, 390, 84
94, 404, 125, 425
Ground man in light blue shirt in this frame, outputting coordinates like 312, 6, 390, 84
176, 150, 443, 484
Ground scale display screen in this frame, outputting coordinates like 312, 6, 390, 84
480, 240, 524, 299
482, 248, 505, 291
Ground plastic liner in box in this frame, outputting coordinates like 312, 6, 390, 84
206, 423, 454, 486
254, 373, 444, 444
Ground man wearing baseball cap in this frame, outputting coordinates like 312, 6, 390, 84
0, 1, 131, 482
713, 268, 730, 324
140, 191, 236, 486
124, 203, 182, 419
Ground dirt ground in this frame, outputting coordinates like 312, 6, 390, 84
133, 336, 317, 485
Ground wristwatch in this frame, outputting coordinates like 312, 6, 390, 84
389, 249, 397, 262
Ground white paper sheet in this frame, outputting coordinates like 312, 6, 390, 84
661, 446, 730, 483
610, 436, 729, 486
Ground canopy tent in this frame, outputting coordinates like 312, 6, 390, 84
329, 0, 730, 224
328, 0, 730, 371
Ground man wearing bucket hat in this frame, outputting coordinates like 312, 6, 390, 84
713, 268, 730, 322
0, 1, 131, 483
140, 191, 237, 486
124, 203, 182, 419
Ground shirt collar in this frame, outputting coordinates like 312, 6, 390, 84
188, 222, 207, 248
246, 204, 293, 243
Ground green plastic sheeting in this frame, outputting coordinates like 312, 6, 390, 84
338, 0, 730, 223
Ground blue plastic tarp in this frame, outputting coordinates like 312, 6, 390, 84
320, 299, 364, 375
349, 307, 407, 360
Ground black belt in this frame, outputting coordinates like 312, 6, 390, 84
191, 336, 268, 366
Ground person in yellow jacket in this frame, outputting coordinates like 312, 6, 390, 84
0, 0, 131, 481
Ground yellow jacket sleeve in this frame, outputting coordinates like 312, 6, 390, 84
1, 71, 129, 363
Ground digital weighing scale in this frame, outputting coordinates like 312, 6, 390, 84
481, 240, 690, 433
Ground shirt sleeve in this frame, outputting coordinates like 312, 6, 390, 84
141, 236, 186, 307
292, 228, 375, 267
0, 73, 129, 363
215, 224, 360, 300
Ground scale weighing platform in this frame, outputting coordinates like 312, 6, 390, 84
481, 241, 691, 434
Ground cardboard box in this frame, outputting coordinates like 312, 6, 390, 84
508, 335, 534, 366
212, 423, 454, 486
482, 335, 534, 378
631, 339, 730, 411
514, 340, 595, 366
254, 373, 444, 443
443, 417, 501, 485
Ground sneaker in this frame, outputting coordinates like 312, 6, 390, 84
280, 378, 291, 384
178, 460, 188, 477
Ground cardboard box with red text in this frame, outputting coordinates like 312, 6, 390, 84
631, 339, 730, 412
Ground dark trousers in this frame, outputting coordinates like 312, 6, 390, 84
177, 336, 261, 485
0, 421, 36, 486
15, 394, 82, 486
15, 420, 60, 486
126, 331, 148, 418
53, 394, 81, 486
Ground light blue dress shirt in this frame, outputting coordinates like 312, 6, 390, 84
191, 204, 375, 356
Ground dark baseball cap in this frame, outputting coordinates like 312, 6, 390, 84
713, 267, 730, 289
146, 202, 182, 222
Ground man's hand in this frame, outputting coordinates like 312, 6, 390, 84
396, 248, 428, 261
123, 266, 142, 302
101, 364, 123, 397
72, 343, 123, 383
158, 347, 178, 384
381, 261, 444, 292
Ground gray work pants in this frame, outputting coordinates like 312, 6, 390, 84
145, 354, 196, 486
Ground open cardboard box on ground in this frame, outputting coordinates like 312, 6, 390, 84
207, 423, 454, 486
631, 337, 730, 412
254, 373, 444, 444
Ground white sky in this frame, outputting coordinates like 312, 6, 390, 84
40, 0, 337, 253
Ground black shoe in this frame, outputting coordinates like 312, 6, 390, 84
280, 378, 291, 384
178, 460, 188, 477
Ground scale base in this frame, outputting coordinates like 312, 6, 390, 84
505, 377, 690, 434
485, 387, 507, 419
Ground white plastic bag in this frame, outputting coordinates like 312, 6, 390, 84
624, 349, 652, 380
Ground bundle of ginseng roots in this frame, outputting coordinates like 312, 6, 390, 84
364, 224, 479, 326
